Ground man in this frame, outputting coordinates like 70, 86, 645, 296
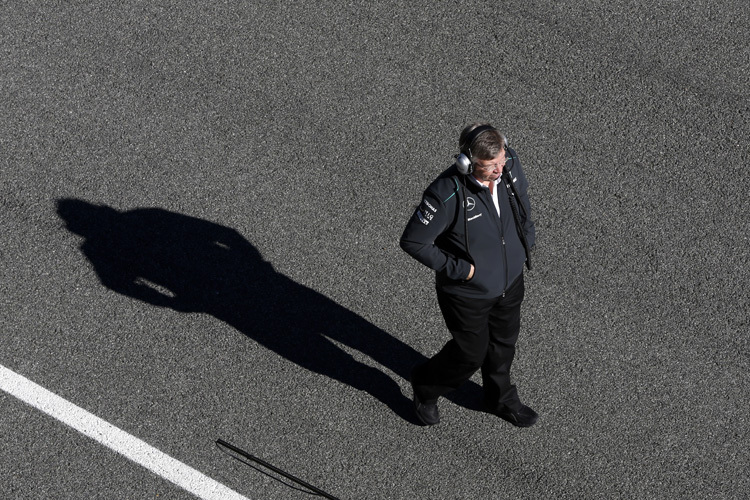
400, 123, 537, 427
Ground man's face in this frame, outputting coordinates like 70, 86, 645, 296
473, 150, 507, 183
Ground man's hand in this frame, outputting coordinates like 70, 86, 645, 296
466, 264, 475, 281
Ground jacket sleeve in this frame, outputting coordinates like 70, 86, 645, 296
509, 152, 536, 249
399, 186, 473, 281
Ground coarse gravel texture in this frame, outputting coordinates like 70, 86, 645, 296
2, 1, 748, 499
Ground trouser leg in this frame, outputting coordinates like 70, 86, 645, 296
411, 290, 495, 404
481, 275, 525, 411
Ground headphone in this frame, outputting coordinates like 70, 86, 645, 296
454, 125, 509, 175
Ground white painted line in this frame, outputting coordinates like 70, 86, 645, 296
0, 364, 249, 500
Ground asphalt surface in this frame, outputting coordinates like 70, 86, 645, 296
2, 1, 748, 499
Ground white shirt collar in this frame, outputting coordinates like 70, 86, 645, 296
469, 175, 501, 189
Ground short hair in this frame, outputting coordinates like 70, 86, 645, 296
458, 123, 506, 161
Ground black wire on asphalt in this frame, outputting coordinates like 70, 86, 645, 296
216, 439, 342, 500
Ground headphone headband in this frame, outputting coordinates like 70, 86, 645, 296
462, 125, 496, 152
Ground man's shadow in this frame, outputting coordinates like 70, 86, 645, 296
56, 199, 482, 423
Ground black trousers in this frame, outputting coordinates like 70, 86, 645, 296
412, 274, 525, 411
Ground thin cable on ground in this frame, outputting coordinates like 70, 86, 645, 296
216, 439, 342, 500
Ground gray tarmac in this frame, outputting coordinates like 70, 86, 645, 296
2, 1, 748, 499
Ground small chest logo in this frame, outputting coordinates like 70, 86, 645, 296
465, 197, 476, 211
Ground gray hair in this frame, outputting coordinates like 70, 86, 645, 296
458, 123, 506, 161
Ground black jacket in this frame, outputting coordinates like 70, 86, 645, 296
400, 148, 535, 298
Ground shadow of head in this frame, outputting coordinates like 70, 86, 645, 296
57, 199, 118, 238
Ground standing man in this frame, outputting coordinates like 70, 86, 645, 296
400, 123, 537, 427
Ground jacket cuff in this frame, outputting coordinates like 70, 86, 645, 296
454, 259, 473, 282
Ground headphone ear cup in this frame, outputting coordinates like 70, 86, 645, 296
455, 153, 472, 175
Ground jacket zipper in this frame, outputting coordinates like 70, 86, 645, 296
501, 236, 508, 297
488, 188, 509, 297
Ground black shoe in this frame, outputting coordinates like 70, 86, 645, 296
490, 404, 538, 427
410, 378, 440, 425
413, 394, 440, 425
